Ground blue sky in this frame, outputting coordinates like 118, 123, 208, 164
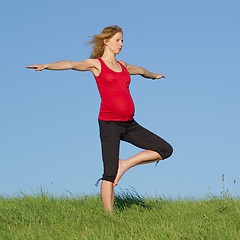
1, 0, 239, 198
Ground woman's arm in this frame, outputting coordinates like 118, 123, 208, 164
26, 61, 73, 71
26, 59, 99, 73
119, 61, 165, 80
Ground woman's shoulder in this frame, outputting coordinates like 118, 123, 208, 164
83, 58, 101, 70
84, 58, 100, 65
79, 58, 101, 76
118, 60, 128, 68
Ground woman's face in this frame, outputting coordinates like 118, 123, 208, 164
105, 32, 123, 55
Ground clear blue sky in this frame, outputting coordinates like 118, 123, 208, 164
1, 0, 239, 198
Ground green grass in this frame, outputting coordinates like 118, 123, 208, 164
0, 189, 240, 240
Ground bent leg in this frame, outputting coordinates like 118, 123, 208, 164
122, 120, 173, 160
113, 120, 173, 187
113, 150, 161, 187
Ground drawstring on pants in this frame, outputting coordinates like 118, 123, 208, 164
95, 177, 103, 187
155, 160, 160, 167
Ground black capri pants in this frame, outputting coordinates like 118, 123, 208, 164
98, 119, 173, 184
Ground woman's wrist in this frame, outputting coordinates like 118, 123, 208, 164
152, 74, 157, 80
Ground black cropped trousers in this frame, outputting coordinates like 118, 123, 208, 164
98, 119, 173, 184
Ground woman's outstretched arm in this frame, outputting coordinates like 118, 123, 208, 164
119, 61, 165, 80
26, 59, 98, 73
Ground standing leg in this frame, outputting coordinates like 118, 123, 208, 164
101, 180, 114, 213
98, 120, 123, 213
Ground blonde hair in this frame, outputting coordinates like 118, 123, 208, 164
88, 25, 123, 59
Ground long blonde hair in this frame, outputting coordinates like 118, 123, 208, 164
88, 25, 123, 59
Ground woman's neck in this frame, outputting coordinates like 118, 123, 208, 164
101, 50, 117, 63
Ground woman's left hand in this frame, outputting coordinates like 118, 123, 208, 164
154, 74, 165, 79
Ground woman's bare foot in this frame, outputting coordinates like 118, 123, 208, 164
113, 159, 128, 187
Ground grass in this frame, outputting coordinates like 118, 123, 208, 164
0, 187, 240, 240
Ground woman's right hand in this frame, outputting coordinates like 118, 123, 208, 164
26, 59, 99, 72
26, 64, 46, 71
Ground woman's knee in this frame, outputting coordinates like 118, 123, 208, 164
162, 143, 173, 159
167, 144, 174, 158
155, 143, 173, 160
102, 164, 118, 183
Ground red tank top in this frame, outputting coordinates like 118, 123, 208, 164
94, 58, 135, 121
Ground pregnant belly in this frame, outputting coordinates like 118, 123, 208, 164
100, 94, 135, 120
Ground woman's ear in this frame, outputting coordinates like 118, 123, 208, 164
104, 39, 109, 46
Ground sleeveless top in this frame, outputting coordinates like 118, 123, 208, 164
94, 58, 135, 121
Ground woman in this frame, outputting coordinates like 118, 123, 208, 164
26, 25, 173, 213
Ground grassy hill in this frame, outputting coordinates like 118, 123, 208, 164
1, 188, 240, 240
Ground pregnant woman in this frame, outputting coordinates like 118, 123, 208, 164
26, 25, 173, 214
